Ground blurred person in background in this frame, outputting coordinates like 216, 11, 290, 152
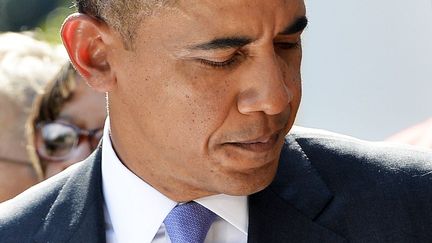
386, 118, 432, 149
27, 63, 106, 180
0, 32, 66, 202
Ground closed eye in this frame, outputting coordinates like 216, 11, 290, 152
274, 41, 301, 50
198, 52, 243, 69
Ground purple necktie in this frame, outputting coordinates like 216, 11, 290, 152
164, 201, 217, 243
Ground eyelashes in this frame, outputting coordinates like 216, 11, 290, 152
198, 53, 242, 69
274, 41, 301, 50
197, 41, 301, 69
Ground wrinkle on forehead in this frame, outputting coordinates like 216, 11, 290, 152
133, 0, 306, 57
170, 0, 305, 37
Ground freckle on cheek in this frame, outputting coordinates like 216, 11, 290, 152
225, 150, 232, 159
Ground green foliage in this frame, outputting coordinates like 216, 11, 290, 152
35, 0, 76, 44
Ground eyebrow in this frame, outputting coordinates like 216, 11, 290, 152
189, 37, 253, 51
279, 16, 308, 35
187, 16, 308, 51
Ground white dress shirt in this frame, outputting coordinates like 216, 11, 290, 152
101, 119, 248, 243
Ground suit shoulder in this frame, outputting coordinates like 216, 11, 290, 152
288, 126, 432, 170
0, 163, 80, 242
281, 127, 432, 239
286, 126, 432, 186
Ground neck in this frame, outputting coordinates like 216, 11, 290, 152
109, 128, 215, 203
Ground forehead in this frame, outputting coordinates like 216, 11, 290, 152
58, 80, 105, 128
175, 0, 304, 16
133, 0, 305, 46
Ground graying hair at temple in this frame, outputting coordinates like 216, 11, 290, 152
74, 0, 174, 45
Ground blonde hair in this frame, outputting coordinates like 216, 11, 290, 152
0, 32, 67, 168
26, 63, 79, 180
0, 32, 67, 107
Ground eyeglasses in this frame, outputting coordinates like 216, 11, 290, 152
36, 121, 103, 161
0, 156, 29, 165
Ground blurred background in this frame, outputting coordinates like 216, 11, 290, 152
0, 0, 73, 43
0, 0, 431, 141
299, 0, 432, 140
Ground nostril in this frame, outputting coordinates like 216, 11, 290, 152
237, 89, 260, 114
237, 86, 292, 116
237, 55, 296, 115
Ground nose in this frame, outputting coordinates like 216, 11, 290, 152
237, 52, 293, 116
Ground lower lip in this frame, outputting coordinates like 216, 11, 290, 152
226, 133, 280, 153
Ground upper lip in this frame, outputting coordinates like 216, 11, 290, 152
228, 129, 282, 144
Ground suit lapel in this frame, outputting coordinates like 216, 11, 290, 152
34, 146, 105, 243
247, 135, 347, 243
32, 134, 345, 242
248, 189, 346, 243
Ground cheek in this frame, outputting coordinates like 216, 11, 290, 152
44, 162, 65, 178
114, 51, 238, 155
279, 53, 302, 96
178, 69, 238, 126
287, 68, 302, 97
165, 77, 236, 149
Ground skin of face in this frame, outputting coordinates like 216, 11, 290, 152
0, 161, 36, 202
0, 95, 31, 163
63, 0, 306, 202
40, 78, 106, 178
0, 94, 38, 201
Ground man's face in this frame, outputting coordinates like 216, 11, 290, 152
108, 0, 306, 200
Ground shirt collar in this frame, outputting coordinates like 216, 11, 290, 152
101, 118, 248, 243
196, 195, 248, 235
102, 118, 176, 243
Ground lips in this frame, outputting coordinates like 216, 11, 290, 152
225, 130, 281, 153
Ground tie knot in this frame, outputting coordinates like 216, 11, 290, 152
164, 201, 217, 243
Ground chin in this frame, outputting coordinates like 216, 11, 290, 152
222, 178, 274, 196
214, 160, 279, 196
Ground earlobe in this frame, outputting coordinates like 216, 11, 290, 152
61, 14, 115, 92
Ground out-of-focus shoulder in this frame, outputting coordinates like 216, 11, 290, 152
0, 162, 82, 241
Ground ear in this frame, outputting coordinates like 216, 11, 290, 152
61, 13, 116, 92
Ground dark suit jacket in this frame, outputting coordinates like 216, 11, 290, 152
1, 127, 432, 243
